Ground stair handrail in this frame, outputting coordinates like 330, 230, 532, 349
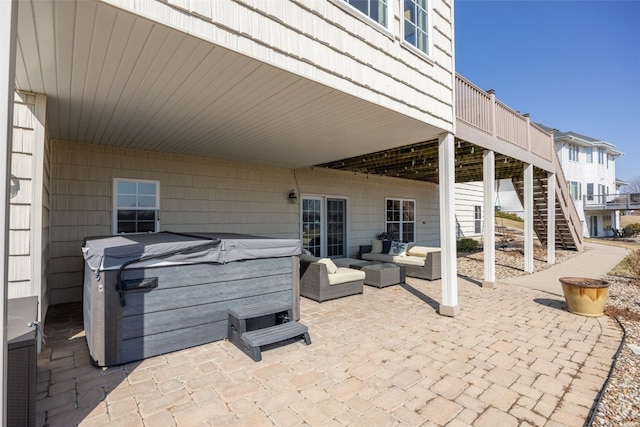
551, 148, 584, 251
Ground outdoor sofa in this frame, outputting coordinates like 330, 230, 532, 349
361, 240, 441, 280
299, 255, 365, 302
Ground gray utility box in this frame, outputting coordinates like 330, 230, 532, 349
8, 296, 38, 427
82, 232, 301, 367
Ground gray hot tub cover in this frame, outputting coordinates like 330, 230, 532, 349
82, 231, 302, 272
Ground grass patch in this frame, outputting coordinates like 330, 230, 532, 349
585, 238, 638, 278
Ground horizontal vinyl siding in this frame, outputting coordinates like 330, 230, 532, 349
9, 93, 36, 298
49, 141, 440, 304
106, 0, 455, 131
454, 182, 483, 238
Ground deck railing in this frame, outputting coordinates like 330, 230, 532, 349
584, 193, 640, 211
455, 74, 553, 163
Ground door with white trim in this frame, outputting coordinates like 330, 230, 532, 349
301, 196, 347, 257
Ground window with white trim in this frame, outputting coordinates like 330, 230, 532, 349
343, 0, 388, 27
586, 147, 593, 163
403, 0, 430, 55
385, 198, 415, 242
113, 179, 159, 234
474, 206, 482, 234
598, 148, 605, 164
569, 181, 581, 201
568, 144, 579, 162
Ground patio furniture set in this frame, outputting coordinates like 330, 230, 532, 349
299, 241, 441, 303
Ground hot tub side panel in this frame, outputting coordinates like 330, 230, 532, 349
86, 257, 295, 366
83, 266, 122, 367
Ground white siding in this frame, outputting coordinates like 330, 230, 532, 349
9, 91, 49, 323
49, 141, 441, 304
454, 182, 483, 237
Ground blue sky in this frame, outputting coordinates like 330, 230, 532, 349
454, 0, 640, 183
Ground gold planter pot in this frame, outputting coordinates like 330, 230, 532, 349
559, 277, 609, 317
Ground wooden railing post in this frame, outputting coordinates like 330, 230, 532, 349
487, 89, 496, 137
524, 113, 531, 153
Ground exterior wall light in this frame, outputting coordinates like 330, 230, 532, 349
288, 190, 298, 204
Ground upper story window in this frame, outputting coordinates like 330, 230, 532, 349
113, 179, 159, 234
343, 0, 388, 27
598, 148, 605, 164
586, 147, 593, 163
385, 198, 415, 243
568, 144, 579, 162
403, 0, 430, 55
569, 181, 581, 201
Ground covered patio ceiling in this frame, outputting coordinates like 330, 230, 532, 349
14, 0, 444, 170
320, 139, 525, 184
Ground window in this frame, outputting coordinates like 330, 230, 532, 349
474, 206, 482, 234
569, 181, 581, 201
602, 215, 611, 232
598, 148, 605, 164
343, 0, 388, 27
586, 147, 593, 163
403, 0, 429, 55
568, 144, 579, 162
113, 179, 159, 234
586, 183, 594, 201
385, 198, 415, 242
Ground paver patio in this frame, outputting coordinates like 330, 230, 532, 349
36, 276, 621, 426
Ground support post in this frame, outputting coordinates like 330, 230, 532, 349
523, 163, 534, 273
547, 172, 556, 265
438, 133, 459, 316
483, 150, 496, 288
1, 0, 18, 424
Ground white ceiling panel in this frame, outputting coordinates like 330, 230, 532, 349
15, 0, 442, 168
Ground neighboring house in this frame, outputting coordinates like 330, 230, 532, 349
1, 0, 582, 388
496, 124, 624, 237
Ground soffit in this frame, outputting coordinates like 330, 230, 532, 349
14, 0, 442, 169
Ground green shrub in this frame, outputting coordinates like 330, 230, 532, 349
457, 238, 479, 252
495, 211, 524, 222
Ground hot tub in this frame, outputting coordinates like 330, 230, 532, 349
82, 232, 301, 366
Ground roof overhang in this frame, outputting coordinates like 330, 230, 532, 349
15, 0, 444, 169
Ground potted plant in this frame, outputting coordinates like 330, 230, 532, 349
559, 277, 609, 317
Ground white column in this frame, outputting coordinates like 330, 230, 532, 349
523, 163, 534, 273
483, 150, 496, 288
1, 0, 18, 424
438, 133, 459, 316
547, 172, 556, 265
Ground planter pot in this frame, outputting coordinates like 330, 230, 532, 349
559, 277, 609, 317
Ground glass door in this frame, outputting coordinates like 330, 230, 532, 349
302, 198, 322, 257
327, 199, 346, 257
301, 197, 347, 257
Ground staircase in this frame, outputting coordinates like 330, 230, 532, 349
511, 154, 583, 251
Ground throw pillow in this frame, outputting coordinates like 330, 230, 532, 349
389, 241, 409, 256
317, 258, 338, 274
371, 239, 383, 254
382, 240, 392, 254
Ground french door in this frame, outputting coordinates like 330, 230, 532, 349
301, 197, 347, 258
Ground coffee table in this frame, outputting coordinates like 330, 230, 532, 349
333, 258, 373, 269
361, 263, 405, 288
